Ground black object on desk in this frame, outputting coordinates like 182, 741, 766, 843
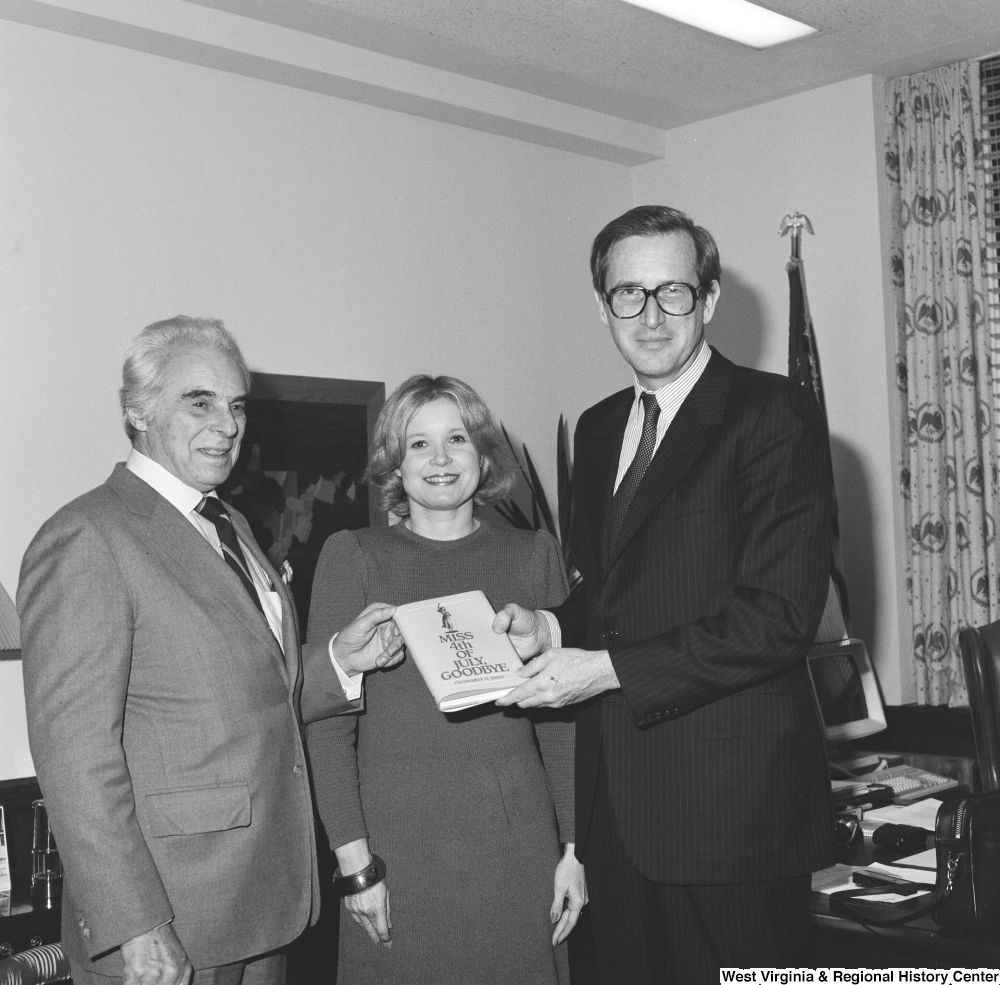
867, 822, 927, 853
0, 904, 61, 959
851, 871, 923, 892
28, 801, 61, 911
0, 779, 62, 959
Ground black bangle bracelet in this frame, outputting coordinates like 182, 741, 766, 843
333, 854, 387, 897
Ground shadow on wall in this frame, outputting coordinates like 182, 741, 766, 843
703, 274, 882, 660
705, 269, 767, 370
830, 436, 879, 657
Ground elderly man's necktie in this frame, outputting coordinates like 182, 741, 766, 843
197, 497, 264, 614
608, 391, 660, 552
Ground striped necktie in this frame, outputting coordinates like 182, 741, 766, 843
196, 497, 264, 614
608, 391, 660, 553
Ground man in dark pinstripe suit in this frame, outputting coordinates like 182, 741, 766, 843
496, 206, 835, 983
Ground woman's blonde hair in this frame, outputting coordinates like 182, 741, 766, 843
365, 375, 517, 517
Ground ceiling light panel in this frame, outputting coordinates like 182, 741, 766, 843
621, 0, 817, 49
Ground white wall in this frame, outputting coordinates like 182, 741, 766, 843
632, 75, 910, 703
0, 19, 633, 600
0, 18, 912, 774
0, 20, 636, 759
0, 661, 34, 780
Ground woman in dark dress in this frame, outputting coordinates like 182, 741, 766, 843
304, 375, 586, 985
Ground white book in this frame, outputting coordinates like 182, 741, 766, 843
392, 591, 524, 713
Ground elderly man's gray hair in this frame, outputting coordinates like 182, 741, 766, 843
120, 315, 251, 440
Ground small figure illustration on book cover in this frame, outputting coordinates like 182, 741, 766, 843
437, 604, 454, 631
393, 591, 524, 713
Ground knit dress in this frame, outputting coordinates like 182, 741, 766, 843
304, 520, 573, 985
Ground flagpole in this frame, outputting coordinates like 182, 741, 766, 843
779, 211, 814, 260
780, 212, 852, 636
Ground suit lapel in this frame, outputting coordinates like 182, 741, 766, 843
230, 508, 298, 686
603, 350, 734, 579
576, 391, 632, 579
107, 466, 288, 670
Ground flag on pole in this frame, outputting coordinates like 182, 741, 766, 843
787, 254, 852, 635
788, 257, 827, 417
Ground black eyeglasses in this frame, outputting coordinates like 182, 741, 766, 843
603, 281, 703, 319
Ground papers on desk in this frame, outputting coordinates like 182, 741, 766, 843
812, 862, 933, 909
862, 890, 932, 904
812, 857, 936, 907
831, 779, 869, 795
886, 847, 937, 871
867, 860, 936, 885
864, 797, 943, 831
812, 863, 858, 894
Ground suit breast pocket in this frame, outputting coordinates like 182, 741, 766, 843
694, 693, 803, 740
146, 782, 251, 837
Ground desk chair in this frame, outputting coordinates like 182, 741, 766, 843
959, 620, 1000, 793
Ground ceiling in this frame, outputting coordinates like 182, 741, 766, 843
190, 0, 1000, 130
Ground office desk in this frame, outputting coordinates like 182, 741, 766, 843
811, 905, 1000, 968
811, 770, 1000, 968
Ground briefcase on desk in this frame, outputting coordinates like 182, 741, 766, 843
931, 791, 1000, 935
832, 790, 1000, 936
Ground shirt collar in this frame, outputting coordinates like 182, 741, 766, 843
125, 447, 213, 516
633, 339, 711, 405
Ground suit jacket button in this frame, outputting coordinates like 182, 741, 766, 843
293, 764, 303, 776
602, 629, 618, 641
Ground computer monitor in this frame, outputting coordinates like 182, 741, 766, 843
805, 638, 887, 745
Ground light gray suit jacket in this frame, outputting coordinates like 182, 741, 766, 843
18, 464, 353, 974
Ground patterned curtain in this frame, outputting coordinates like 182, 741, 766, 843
886, 61, 997, 706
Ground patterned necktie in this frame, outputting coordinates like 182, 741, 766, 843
608, 391, 661, 552
197, 497, 264, 614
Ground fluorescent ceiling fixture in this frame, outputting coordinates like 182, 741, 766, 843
621, 0, 817, 49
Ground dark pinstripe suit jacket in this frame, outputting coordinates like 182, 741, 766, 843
561, 348, 835, 884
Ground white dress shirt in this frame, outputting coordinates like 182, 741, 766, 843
125, 448, 360, 698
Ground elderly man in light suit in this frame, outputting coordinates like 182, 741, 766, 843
19, 317, 400, 985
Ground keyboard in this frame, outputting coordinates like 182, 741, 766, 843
850, 764, 958, 803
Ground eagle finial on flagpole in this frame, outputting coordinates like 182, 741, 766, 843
779, 212, 814, 260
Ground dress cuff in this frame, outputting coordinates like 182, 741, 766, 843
539, 609, 562, 650
328, 633, 363, 701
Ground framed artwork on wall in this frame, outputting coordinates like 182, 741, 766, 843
219, 373, 385, 637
